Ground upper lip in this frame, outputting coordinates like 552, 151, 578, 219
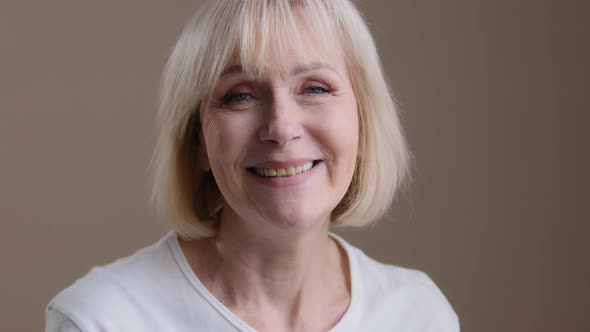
249, 159, 320, 169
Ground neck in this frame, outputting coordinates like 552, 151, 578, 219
214, 208, 338, 305
179, 208, 351, 330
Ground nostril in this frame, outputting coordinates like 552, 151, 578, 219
257, 120, 304, 146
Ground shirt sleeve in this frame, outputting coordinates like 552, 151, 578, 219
45, 306, 83, 332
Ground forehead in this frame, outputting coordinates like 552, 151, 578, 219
221, 50, 347, 83
224, 4, 346, 78
221, 60, 339, 78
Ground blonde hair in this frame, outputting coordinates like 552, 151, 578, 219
150, 0, 412, 239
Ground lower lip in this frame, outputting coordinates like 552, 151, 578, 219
246, 161, 323, 188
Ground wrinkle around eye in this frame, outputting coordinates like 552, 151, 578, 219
207, 97, 261, 112
224, 92, 251, 103
201, 104, 222, 134
302, 85, 333, 96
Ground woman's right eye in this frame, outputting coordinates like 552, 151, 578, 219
222, 92, 251, 105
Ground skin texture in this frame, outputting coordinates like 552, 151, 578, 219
179, 34, 359, 331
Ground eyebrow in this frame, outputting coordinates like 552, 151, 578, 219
219, 65, 244, 79
219, 61, 338, 80
291, 62, 337, 76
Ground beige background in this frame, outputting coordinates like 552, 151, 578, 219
1, 0, 588, 331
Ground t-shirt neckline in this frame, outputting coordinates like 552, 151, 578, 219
166, 231, 358, 331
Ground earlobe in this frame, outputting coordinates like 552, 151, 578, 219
196, 136, 211, 172
197, 144, 211, 172
193, 126, 211, 172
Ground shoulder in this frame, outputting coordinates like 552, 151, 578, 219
46, 233, 182, 331
335, 235, 460, 331
46, 306, 82, 332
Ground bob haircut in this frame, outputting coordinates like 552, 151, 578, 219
151, 0, 411, 239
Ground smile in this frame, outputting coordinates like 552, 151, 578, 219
248, 160, 322, 178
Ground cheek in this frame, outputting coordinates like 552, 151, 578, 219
313, 100, 359, 161
203, 112, 254, 163
202, 112, 257, 200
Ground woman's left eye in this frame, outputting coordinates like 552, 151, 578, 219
303, 85, 332, 95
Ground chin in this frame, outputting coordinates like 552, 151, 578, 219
258, 208, 330, 233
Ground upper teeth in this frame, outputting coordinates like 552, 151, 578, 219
254, 161, 314, 177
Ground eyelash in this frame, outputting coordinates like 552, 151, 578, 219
222, 92, 250, 104
304, 85, 333, 95
220, 85, 334, 106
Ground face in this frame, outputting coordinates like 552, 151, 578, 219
198, 37, 359, 233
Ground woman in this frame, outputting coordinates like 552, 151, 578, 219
46, 0, 459, 331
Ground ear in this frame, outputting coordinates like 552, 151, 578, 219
194, 128, 211, 172
197, 145, 211, 172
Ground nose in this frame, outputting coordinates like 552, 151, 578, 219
257, 92, 304, 146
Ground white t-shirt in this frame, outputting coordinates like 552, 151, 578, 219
46, 232, 459, 331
